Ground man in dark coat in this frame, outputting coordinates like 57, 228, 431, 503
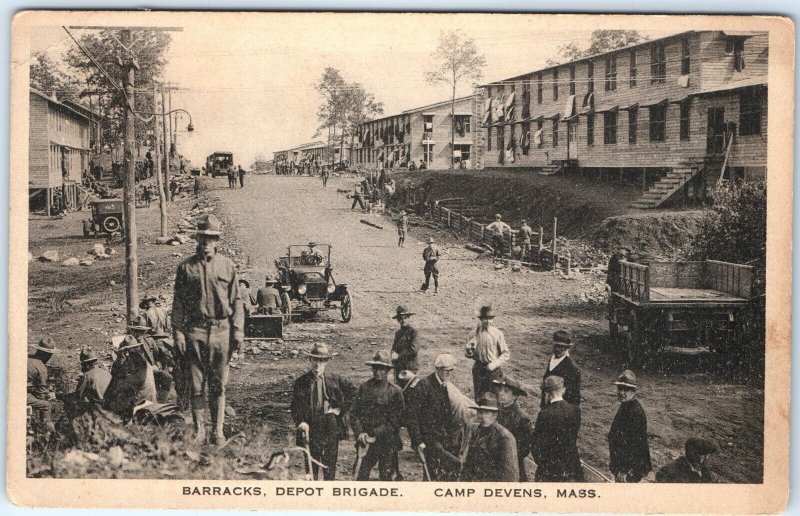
104, 335, 158, 419
405, 353, 462, 481
606, 246, 630, 293
460, 392, 519, 482
532, 376, 584, 482
494, 376, 533, 481
350, 350, 405, 481
291, 342, 356, 480
540, 330, 581, 408
390, 305, 419, 384
656, 438, 718, 483
256, 275, 283, 315
608, 370, 652, 482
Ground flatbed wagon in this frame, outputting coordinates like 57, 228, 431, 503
609, 259, 753, 367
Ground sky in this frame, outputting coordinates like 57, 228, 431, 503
30, 15, 675, 167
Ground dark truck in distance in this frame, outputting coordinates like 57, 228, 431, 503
82, 199, 124, 237
206, 152, 234, 178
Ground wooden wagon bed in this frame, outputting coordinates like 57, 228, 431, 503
648, 287, 748, 303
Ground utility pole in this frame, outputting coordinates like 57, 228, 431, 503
161, 89, 170, 201
121, 29, 138, 324
168, 88, 173, 158
154, 83, 167, 237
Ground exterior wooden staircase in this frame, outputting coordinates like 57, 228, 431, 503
630, 161, 705, 209
538, 159, 578, 176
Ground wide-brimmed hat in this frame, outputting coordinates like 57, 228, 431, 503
80, 347, 99, 364
308, 242, 317, 248
238, 278, 251, 288
493, 375, 528, 397
433, 353, 456, 370
427, 237, 435, 244
469, 392, 500, 412
150, 330, 171, 339
32, 336, 58, 354
139, 296, 157, 309
304, 342, 336, 359
118, 335, 142, 351
128, 315, 151, 332
264, 274, 279, 284
478, 304, 495, 319
613, 370, 637, 389
365, 350, 393, 368
392, 305, 415, 320
552, 330, 573, 346
195, 214, 222, 237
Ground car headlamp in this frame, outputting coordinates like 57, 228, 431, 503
298, 284, 307, 295
327, 284, 336, 294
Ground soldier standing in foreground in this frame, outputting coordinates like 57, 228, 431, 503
465, 304, 510, 398
351, 350, 405, 480
493, 376, 533, 481
420, 237, 440, 294
460, 392, 519, 482
608, 370, 652, 482
172, 214, 244, 445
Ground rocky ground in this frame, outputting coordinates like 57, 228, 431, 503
26, 173, 763, 483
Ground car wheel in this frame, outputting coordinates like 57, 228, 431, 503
281, 291, 292, 325
340, 291, 352, 323
102, 216, 121, 233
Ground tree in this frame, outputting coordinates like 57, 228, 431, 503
30, 52, 79, 98
546, 30, 648, 67
425, 30, 486, 169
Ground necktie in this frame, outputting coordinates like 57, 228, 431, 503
315, 374, 324, 413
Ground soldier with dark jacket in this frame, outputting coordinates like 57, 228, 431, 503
405, 353, 462, 481
420, 238, 440, 294
494, 376, 533, 481
27, 337, 58, 423
291, 342, 356, 480
390, 305, 419, 384
104, 335, 158, 419
656, 438, 718, 483
75, 347, 111, 407
532, 376, 584, 482
256, 275, 283, 315
460, 392, 519, 482
540, 330, 581, 408
351, 350, 405, 481
608, 370, 652, 482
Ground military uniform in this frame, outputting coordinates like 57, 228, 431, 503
421, 243, 440, 292
497, 401, 533, 481
27, 357, 52, 421
351, 377, 405, 480
461, 422, 519, 482
104, 339, 158, 419
391, 324, 419, 379
76, 366, 112, 406
256, 285, 282, 314
144, 305, 171, 335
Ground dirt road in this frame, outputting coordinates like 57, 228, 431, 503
207, 173, 763, 483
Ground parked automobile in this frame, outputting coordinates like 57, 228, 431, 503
82, 199, 125, 237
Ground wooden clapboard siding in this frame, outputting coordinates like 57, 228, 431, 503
29, 93, 51, 188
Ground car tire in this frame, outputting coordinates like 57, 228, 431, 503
102, 216, 121, 233
340, 291, 352, 323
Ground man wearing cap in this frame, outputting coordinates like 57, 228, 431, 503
75, 347, 112, 408
532, 376, 584, 481
656, 438, 718, 483
466, 305, 510, 399
405, 353, 463, 481
141, 295, 170, 336
350, 350, 405, 480
104, 335, 158, 419
390, 306, 419, 384
420, 238, 440, 294
608, 370, 652, 483
460, 392, 519, 482
256, 275, 283, 315
494, 376, 534, 481
291, 343, 356, 480
540, 330, 581, 408
485, 214, 511, 258
172, 213, 244, 445
27, 337, 58, 423
396, 210, 408, 248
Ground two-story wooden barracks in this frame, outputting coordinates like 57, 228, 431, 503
479, 30, 767, 208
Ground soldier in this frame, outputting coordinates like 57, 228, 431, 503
396, 210, 408, 248
27, 337, 58, 424
291, 342, 356, 480
465, 304, 510, 399
238, 278, 255, 316
493, 376, 533, 481
129, 315, 173, 404
460, 392, 519, 482
141, 295, 170, 336
420, 237, 440, 294
532, 376, 584, 482
351, 182, 366, 211
405, 353, 462, 481
75, 347, 111, 408
172, 214, 244, 445
518, 220, 533, 260
390, 305, 419, 385
540, 330, 581, 408
104, 335, 158, 419
300, 242, 324, 265
608, 370, 652, 483
256, 275, 283, 315
656, 438, 717, 483
238, 165, 246, 188
351, 350, 405, 481
485, 214, 511, 258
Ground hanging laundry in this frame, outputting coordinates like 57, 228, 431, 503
483, 97, 492, 125
564, 94, 576, 118
678, 75, 690, 87
504, 91, 516, 121
522, 131, 531, 150
534, 129, 543, 146
582, 91, 595, 109
493, 94, 505, 122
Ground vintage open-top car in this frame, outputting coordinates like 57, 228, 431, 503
83, 199, 125, 237
274, 243, 352, 323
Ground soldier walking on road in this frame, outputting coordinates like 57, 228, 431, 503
291, 343, 356, 480
532, 376, 584, 482
351, 183, 366, 211
420, 237, 440, 294
485, 214, 511, 258
390, 305, 419, 385
608, 370, 652, 483
493, 376, 534, 481
172, 214, 244, 445
351, 351, 405, 480
321, 168, 330, 188
238, 165, 246, 188
540, 330, 581, 408
465, 305, 510, 398
397, 210, 408, 247
460, 392, 519, 482
27, 337, 58, 425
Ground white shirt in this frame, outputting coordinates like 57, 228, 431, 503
548, 351, 569, 372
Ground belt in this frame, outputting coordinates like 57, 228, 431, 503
188, 316, 229, 328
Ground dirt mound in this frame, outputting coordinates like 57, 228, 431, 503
589, 210, 706, 259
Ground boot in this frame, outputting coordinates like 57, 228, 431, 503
191, 409, 206, 444
209, 395, 227, 447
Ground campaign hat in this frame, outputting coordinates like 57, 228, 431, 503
392, 305, 415, 320
493, 375, 528, 397
365, 350, 393, 368
33, 336, 58, 354
469, 392, 500, 412
304, 342, 336, 359
195, 214, 223, 236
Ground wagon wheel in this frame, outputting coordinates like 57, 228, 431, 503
281, 291, 292, 325
102, 216, 121, 234
340, 291, 352, 323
